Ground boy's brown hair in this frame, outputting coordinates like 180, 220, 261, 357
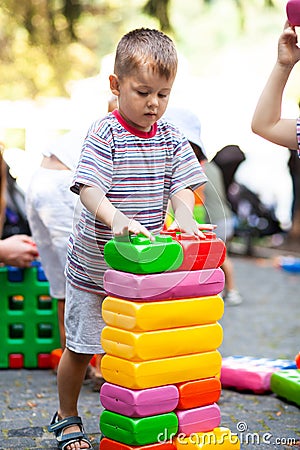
114, 28, 177, 80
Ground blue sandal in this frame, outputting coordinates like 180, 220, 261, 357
48, 412, 92, 450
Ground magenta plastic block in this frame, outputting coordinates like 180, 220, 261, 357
287, 0, 300, 26
103, 268, 225, 301
221, 356, 297, 394
100, 382, 179, 417
175, 403, 221, 435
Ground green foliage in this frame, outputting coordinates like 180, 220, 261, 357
0, 0, 284, 99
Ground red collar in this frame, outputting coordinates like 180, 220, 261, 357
112, 110, 157, 138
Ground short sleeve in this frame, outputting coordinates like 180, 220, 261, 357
70, 120, 113, 195
170, 137, 207, 197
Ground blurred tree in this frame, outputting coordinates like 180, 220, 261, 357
143, 0, 171, 31
0, 0, 280, 99
0, 0, 129, 98
143, 0, 277, 32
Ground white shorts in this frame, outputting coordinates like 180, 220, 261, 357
26, 167, 80, 298
65, 280, 105, 354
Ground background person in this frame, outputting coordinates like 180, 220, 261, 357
164, 107, 243, 305
0, 142, 38, 267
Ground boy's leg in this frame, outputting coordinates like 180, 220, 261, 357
57, 299, 66, 350
57, 348, 91, 418
55, 349, 91, 449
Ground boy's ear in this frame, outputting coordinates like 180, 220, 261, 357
109, 74, 120, 96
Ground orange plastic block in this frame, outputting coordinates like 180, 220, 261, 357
102, 296, 224, 332
50, 348, 97, 371
101, 323, 223, 361
50, 348, 63, 371
101, 351, 222, 389
176, 377, 221, 409
173, 427, 240, 449
100, 438, 176, 449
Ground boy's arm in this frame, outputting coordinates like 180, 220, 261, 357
80, 185, 153, 239
170, 188, 206, 237
251, 22, 300, 150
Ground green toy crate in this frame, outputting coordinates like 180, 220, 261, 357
0, 262, 60, 369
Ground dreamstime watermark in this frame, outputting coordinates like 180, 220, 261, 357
157, 421, 298, 446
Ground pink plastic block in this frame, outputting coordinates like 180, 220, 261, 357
176, 403, 221, 435
287, 0, 300, 26
221, 356, 297, 394
103, 268, 225, 301
100, 382, 179, 417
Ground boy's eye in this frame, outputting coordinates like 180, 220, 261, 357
158, 93, 167, 98
137, 91, 148, 96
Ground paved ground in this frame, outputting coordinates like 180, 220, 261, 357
0, 245, 299, 449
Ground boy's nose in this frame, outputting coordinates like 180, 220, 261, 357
148, 95, 159, 108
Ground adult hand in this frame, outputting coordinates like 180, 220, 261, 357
278, 21, 300, 67
0, 235, 39, 267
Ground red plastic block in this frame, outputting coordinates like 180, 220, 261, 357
37, 353, 52, 368
161, 231, 226, 270
295, 352, 300, 369
9, 353, 24, 369
176, 377, 221, 409
100, 438, 176, 449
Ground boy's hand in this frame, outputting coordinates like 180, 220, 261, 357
168, 215, 206, 238
112, 210, 154, 241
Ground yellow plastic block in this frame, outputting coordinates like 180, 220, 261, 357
101, 351, 222, 389
173, 427, 240, 449
101, 323, 223, 361
102, 296, 224, 332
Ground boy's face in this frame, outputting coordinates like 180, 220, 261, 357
110, 64, 175, 132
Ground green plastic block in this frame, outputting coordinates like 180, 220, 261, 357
104, 234, 183, 274
99, 409, 178, 445
271, 369, 300, 406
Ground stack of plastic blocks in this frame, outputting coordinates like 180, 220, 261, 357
221, 356, 297, 394
99, 232, 240, 449
0, 261, 60, 369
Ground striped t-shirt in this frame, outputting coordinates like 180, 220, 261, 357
66, 110, 207, 294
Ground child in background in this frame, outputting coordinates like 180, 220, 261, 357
48, 28, 207, 450
164, 107, 243, 305
26, 129, 85, 351
251, 20, 300, 153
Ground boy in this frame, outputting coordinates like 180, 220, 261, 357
48, 28, 207, 450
